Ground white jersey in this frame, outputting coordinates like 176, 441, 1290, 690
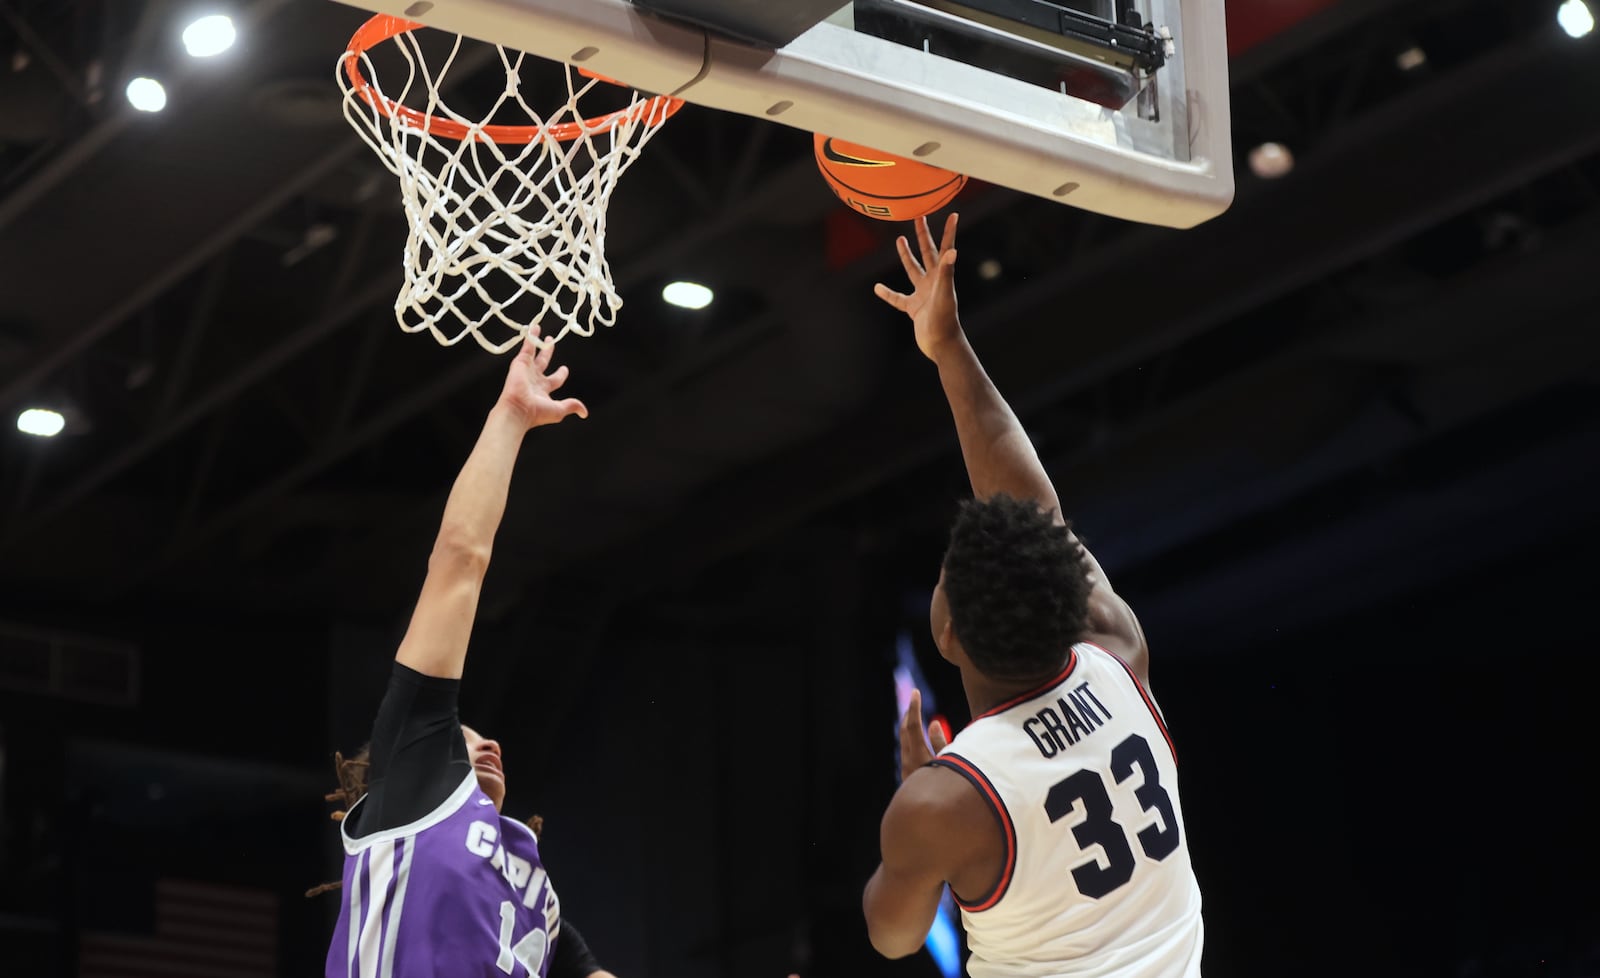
931, 642, 1202, 978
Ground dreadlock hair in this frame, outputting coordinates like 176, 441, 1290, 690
305, 745, 546, 899
305, 748, 371, 898
941, 493, 1095, 682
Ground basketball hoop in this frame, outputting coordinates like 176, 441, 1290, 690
338, 15, 684, 353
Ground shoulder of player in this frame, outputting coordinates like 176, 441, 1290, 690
884, 763, 996, 854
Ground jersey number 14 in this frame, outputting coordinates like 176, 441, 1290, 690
1044, 733, 1181, 899
497, 901, 547, 975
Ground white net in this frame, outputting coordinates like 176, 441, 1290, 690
337, 19, 681, 353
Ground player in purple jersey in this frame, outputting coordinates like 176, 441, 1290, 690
315, 330, 615, 978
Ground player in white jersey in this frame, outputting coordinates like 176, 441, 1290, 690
861, 214, 1204, 978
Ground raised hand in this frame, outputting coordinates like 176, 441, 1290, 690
497, 327, 588, 429
873, 212, 962, 362
897, 687, 950, 781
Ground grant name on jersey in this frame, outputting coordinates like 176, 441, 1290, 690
1022, 680, 1114, 758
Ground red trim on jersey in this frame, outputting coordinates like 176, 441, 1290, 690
930, 753, 1017, 913
1091, 643, 1178, 765
972, 649, 1079, 721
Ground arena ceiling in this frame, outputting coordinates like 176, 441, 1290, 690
2, 0, 1597, 644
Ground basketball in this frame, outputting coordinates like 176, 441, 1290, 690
813, 133, 967, 222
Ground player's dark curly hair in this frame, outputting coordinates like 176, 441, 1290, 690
306, 746, 545, 898
941, 493, 1094, 681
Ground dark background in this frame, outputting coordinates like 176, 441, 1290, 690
2, 0, 1598, 976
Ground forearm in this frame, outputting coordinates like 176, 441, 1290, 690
395, 404, 528, 678
934, 332, 1120, 590
933, 331, 1060, 514
433, 404, 528, 559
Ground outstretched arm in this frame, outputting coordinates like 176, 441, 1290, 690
875, 215, 1148, 680
875, 215, 1062, 521
396, 334, 588, 679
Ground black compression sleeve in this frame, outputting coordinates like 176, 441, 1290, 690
549, 920, 604, 978
354, 662, 473, 835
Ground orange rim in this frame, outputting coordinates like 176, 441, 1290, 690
342, 14, 685, 145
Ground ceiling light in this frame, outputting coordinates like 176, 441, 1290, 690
125, 76, 167, 112
1558, 0, 1594, 38
977, 258, 1003, 281
1395, 46, 1427, 71
1247, 141, 1294, 179
182, 14, 237, 58
17, 408, 64, 438
662, 281, 713, 310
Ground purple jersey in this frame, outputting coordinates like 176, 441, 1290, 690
327, 771, 560, 978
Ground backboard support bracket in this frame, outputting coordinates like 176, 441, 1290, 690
629, 0, 846, 48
